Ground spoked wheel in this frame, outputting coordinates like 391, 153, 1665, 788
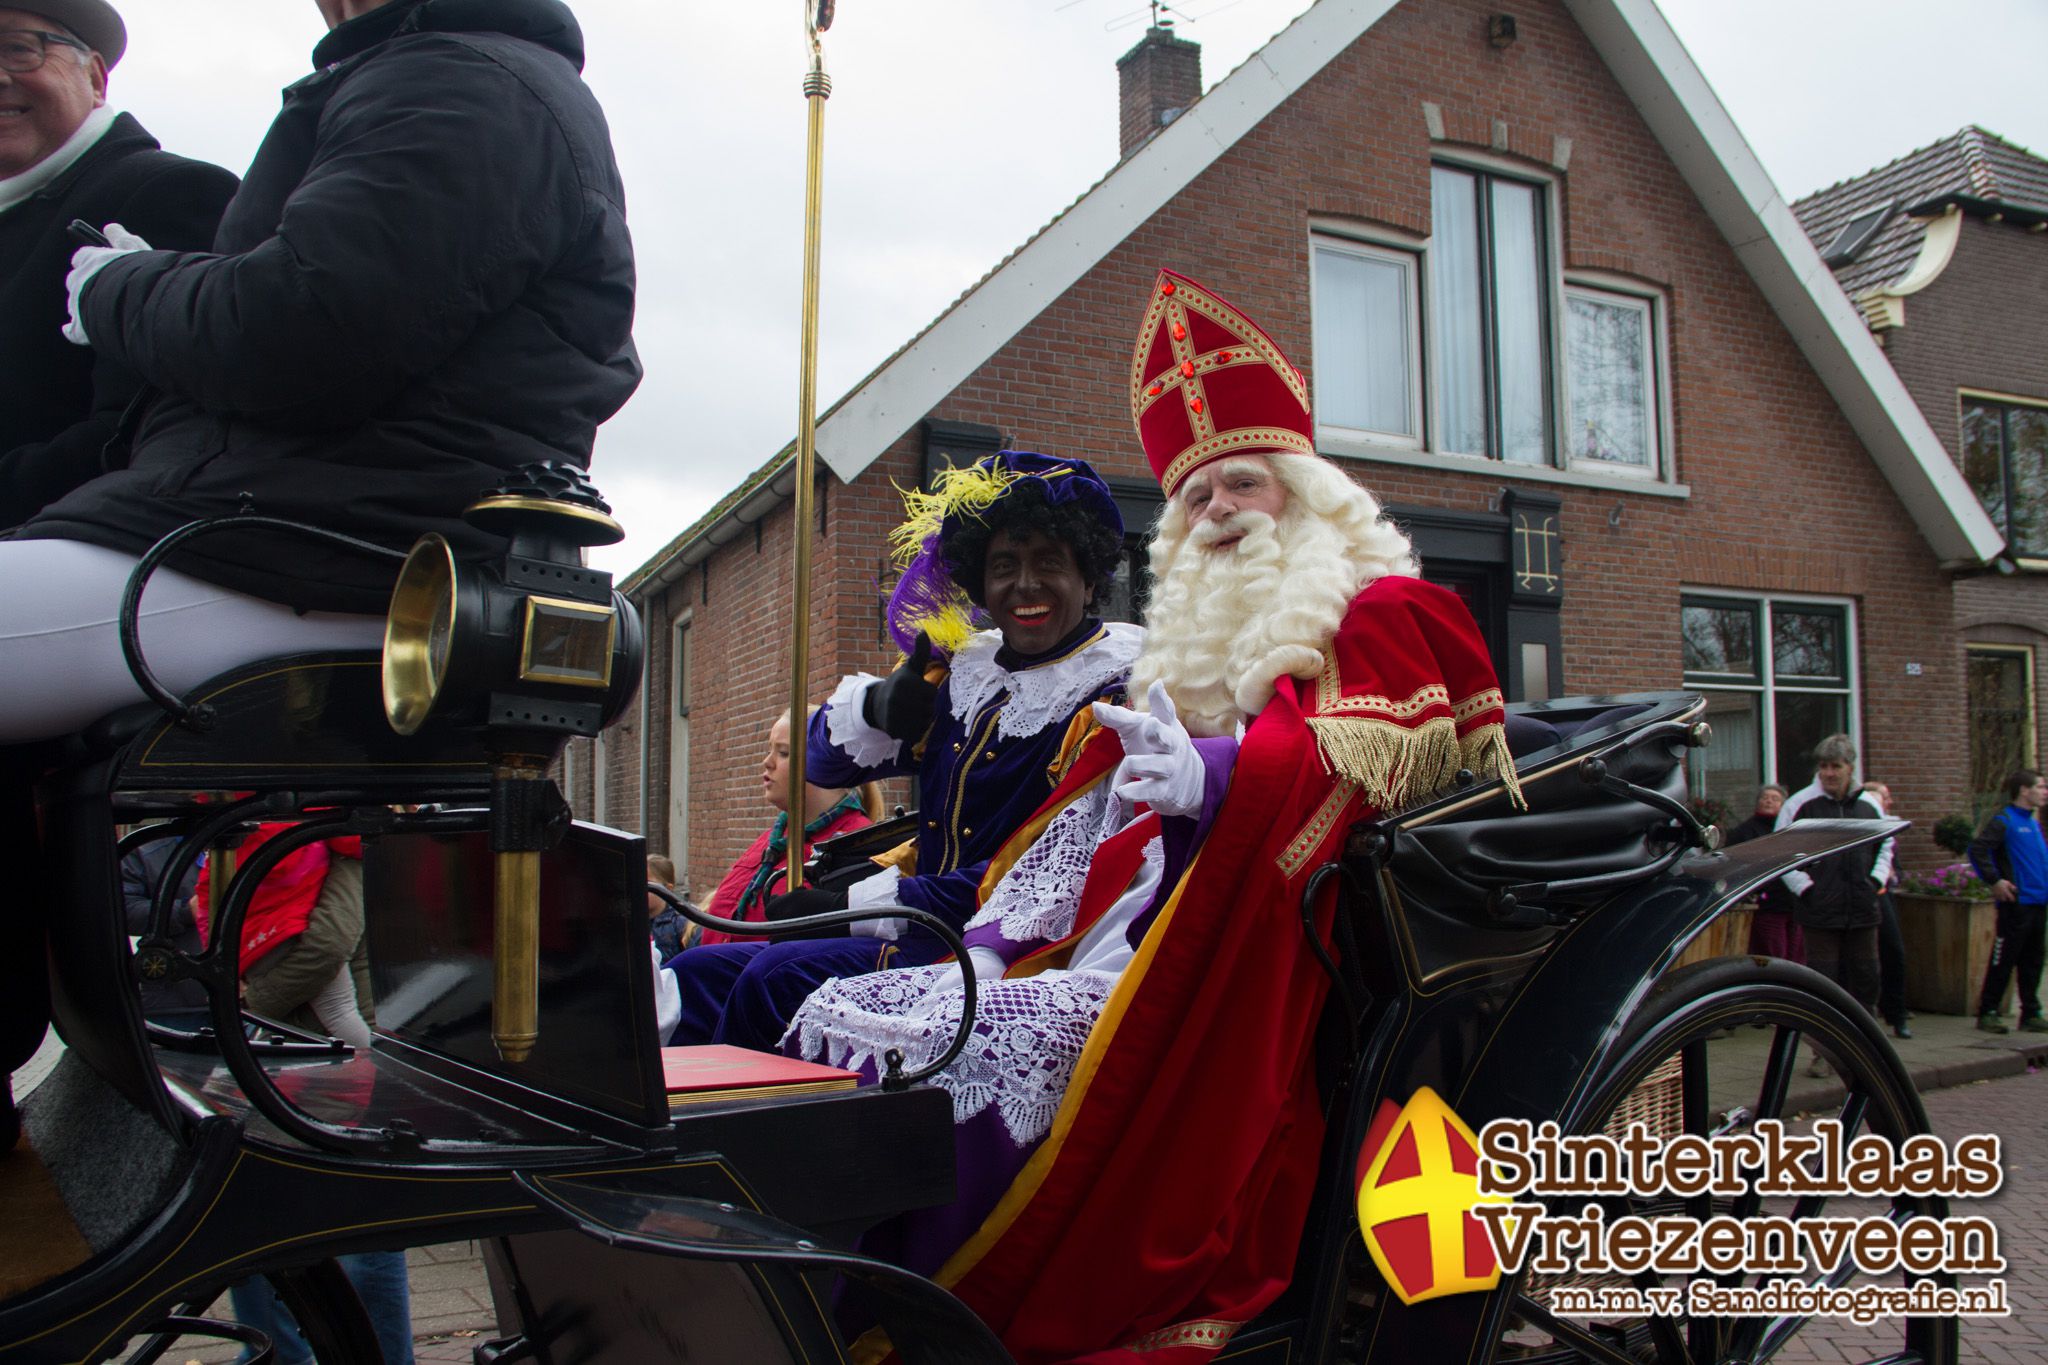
1489, 955, 1960, 1365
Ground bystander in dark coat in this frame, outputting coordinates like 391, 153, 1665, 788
0, 37, 235, 523
30, 0, 641, 614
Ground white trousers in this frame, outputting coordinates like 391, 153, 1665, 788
0, 540, 386, 744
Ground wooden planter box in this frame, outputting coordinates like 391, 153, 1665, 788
1670, 903, 1755, 972
1895, 893, 2009, 1016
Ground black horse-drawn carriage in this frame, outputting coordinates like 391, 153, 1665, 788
0, 482, 1950, 1365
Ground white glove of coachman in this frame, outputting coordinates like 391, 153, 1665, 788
1093, 681, 1204, 819
62, 221, 151, 347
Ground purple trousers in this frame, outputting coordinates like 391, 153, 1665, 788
1747, 910, 1805, 964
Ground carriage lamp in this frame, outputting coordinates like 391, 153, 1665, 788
382, 463, 645, 1062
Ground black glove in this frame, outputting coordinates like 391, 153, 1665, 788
862, 633, 939, 743
761, 885, 851, 941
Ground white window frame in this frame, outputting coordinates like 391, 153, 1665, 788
1421, 154, 1569, 468
1679, 588, 1862, 796
1309, 231, 1425, 451
1562, 275, 1671, 481
1314, 152, 1690, 501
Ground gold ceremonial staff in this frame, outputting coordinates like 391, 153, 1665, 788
785, 0, 835, 892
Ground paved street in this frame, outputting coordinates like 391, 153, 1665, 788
1773, 1066, 2048, 1364
56, 1012, 2045, 1362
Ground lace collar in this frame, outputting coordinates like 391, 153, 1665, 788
947, 622, 1143, 740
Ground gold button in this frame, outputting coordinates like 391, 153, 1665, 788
952, 743, 961, 752
926, 820, 937, 829
963, 827, 973, 836
983, 751, 996, 761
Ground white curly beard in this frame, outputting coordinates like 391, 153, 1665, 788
1130, 454, 1417, 737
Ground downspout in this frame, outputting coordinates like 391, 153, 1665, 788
638, 592, 653, 848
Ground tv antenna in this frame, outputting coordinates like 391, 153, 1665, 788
1095, 0, 1244, 34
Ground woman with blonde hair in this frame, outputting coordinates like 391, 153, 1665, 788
690, 706, 878, 949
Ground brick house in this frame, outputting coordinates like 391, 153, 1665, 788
580, 0, 2000, 897
1793, 127, 2048, 822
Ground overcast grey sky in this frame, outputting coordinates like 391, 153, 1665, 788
101, 0, 2048, 574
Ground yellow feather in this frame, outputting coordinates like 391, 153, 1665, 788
888, 463, 1017, 566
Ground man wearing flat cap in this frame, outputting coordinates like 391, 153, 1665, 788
0, 0, 236, 526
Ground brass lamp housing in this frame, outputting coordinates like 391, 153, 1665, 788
383, 534, 464, 736
376, 465, 643, 1064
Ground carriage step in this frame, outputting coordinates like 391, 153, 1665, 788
515, 1169, 1016, 1365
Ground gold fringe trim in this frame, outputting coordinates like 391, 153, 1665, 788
1304, 715, 1526, 813
1462, 720, 1528, 810
1305, 714, 1463, 814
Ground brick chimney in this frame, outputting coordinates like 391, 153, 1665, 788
1117, 25, 1201, 159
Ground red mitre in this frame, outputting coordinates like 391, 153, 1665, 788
1129, 269, 1317, 495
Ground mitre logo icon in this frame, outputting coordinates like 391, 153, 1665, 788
1353, 1087, 1510, 1305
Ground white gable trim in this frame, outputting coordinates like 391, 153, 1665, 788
756, 0, 2002, 568
812, 0, 1404, 484
1563, 0, 2000, 564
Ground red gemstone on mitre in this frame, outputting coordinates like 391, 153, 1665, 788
1147, 384, 1162, 396
1180, 360, 1195, 378
1173, 323, 1186, 341
1219, 350, 1235, 362
1160, 282, 1176, 295
1190, 398, 1204, 414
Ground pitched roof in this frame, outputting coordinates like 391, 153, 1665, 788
1793, 126, 2048, 298
625, 0, 2003, 594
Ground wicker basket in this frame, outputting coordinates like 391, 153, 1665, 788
1519, 1054, 1687, 1316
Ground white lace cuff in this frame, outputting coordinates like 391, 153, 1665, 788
846, 866, 906, 940
824, 673, 898, 768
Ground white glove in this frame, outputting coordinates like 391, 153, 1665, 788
1095, 681, 1204, 818
846, 864, 906, 940
63, 221, 151, 347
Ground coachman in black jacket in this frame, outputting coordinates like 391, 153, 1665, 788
25, 0, 642, 615
1, 107, 236, 522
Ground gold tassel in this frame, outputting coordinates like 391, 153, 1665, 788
1461, 721, 1528, 810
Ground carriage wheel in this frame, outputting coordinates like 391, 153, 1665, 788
1487, 955, 1960, 1365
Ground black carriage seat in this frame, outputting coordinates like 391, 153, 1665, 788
1371, 692, 1702, 979
1501, 699, 1653, 759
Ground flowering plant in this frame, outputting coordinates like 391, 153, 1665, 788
1896, 862, 1991, 899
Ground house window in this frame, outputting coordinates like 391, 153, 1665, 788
1429, 163, 1553, 465
1564, 285, 1660, 474
1095, 482, 1165, 625
1961, 395, 2048, 558
1311, 237, 1422, 445
1967, 645, 2035, 820
1681, 593, 1856, 815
